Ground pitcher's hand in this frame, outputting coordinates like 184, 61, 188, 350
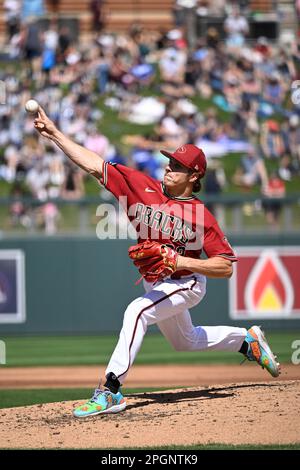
34, 106, 58, 139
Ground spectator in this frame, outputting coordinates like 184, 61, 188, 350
95, 48, 111, 94
286, 114, 300, 166
130, 28, 152, 59
173, 1, 198, 47
260, 120, 285, 160
224, 4, 249, 48
204, 159, 226, 194
131, 146, 160, 179
241, 72, 261, 104
57, 26, 72, 61
8, 181, 30, 228
261, 173, 286, 230
296, 0, 300, 21
109, 48, 131, 88
278, 155, 295, 182
204, 158, 226, 217
159, 31, 188, 93
197, 107, 218, 140
0, 144, 20, 183
277, 47, 296, 79
46, 151, 65, 198
43, 20, 59, 52
26, 159, 50, 200
231, 98, 259, 140
206, 27, 221, 50
263, 72, 285, 107
84, 125, 110, 159
173, 0, 185, 26
37, 201, 60, 235
41, 21, 58, 84
21, 20, 43, 80
21, 0, 45, 19
254, 37, 271, 59
223, 76, 241, 110
61, 163, 85, 200
129, 63, 155, 92
90, 0, 105, 32
156, 115, 188, 149
4, 0, 21, 42
233, 147, 268, 190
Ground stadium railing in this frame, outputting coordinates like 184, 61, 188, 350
0, 193, 299, 236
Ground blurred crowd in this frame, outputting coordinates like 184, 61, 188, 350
1, 0, 300, 232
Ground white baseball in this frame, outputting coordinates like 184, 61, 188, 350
25, 99, 39, 114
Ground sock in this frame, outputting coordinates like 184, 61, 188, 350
239, 340, 249, 355
104, 372, 121, 394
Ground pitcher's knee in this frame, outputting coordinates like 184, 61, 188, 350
173, 338, 197, 352
123, 298, 151, 324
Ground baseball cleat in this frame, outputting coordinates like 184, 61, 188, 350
73, 388, 126, 418
243, 325, 280, 378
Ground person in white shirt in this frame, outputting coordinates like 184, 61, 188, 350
224, 5, 249, 48
173, 0, 198, 47
4, 0, 21, 41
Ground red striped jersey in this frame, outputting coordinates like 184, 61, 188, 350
99, 163, 237, 268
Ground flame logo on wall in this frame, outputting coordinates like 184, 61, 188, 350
245, 250, 294, 316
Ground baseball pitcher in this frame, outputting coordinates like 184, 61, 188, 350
34, 107, 280, 418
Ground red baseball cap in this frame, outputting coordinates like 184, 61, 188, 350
160, 144, 207, 178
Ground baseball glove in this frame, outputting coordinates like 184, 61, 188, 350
128, 240, 178, 283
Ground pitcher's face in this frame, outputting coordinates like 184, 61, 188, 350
163, 158, 195, 190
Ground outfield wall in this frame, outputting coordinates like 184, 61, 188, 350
0, 235, 299, 334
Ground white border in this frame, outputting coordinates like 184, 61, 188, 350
0, 250, 26, 324
229, 246, 300, 320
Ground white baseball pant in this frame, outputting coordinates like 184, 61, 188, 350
105, 274, 247, 384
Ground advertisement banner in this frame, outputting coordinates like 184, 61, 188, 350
230, 247, 300, 319
0, 250, 26, 324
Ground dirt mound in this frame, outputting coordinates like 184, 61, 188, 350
1, 380, 299, 449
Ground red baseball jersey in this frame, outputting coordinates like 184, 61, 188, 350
99, 163, 237, 274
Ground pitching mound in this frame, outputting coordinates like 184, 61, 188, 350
1, 380, 299, 449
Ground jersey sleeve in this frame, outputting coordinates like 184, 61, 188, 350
99, 162, 155, 201
203, 222, 238, 262
99, 162, 137, 198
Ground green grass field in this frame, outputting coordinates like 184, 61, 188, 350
1, 331, 298, 367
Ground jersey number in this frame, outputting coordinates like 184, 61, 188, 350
164, 243, 186, 256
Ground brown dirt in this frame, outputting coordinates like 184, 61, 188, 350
0, 364, 300, 448
1, 380, 300, 449
0, 363, 299, 389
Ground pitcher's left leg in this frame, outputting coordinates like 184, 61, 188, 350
158, 312, 247, 352
157, 314, 280, 377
